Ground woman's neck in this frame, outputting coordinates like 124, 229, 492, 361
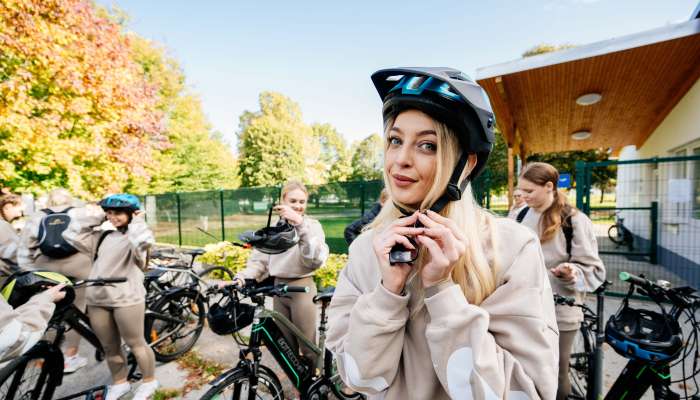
534, 195, 554, 213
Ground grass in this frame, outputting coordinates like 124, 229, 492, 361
152, 388, 182, 400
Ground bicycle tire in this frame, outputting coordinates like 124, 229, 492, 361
569, 325, 594, 399
0, 342, 62, 400
608, 225, 624, 245
200, 365, 284, 400
145, 289, 206, 362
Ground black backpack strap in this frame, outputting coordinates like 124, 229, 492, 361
94, 231, 112, 261
59, 207, 73, 214
515, 206, 530, 223
563, 214, 574, 258
40, 208, 54, 215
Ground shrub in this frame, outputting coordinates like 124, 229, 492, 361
199, 242, 349, 289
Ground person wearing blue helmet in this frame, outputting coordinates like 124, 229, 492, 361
326, 68, 558, 399
62, 193, 159, 400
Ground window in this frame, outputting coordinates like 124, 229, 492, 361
694, 147, 700, 219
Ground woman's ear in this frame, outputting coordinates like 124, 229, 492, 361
465, 154, 478, 175
545, 181, 554, 191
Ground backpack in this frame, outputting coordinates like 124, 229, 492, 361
37, 208, 78, 259
516, 206, 574, 258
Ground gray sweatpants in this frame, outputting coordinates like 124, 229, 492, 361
88, 303, 156, 382
273, 276, 318, 364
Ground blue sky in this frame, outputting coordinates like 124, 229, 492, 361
99, 0, 698, 150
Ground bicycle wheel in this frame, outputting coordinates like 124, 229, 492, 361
200, 366, 284, 400
145, 289, 206, 362
608, 225, 624, 245
0, 342, 62, 400
569, 325, 594, 400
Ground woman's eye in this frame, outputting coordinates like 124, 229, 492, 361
388, 136, 401, 146
418, 142, 437, 152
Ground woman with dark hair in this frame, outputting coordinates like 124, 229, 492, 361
517, 162, 606, 400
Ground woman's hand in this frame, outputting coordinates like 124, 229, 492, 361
416, 210, 468, 288
43, 284, 67, 303
550, 263, 576, 282
274, 205, 303, 226
373, 211, 424, 295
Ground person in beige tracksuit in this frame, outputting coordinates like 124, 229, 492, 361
327, 67, 559, 400
0, 192, 24, 277
0, 284, 66, 363
63, 196, 158, 400
517, 162, 606, 400
234, 180, 329, 363
18, 188, 92, 373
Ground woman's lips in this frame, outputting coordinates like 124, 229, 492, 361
392, 174, 416, 188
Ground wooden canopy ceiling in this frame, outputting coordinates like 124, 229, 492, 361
476, 19, 700, 157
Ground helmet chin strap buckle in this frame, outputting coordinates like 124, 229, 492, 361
446, 183, 462, 201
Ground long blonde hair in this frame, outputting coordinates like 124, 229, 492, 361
369, 114, 500, 306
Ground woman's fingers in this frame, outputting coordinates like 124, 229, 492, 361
392, 212, 420, 227
422, 210, 468, 243
416, 235, 449, 266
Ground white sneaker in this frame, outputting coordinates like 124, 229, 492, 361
132, 380, 160, 400
105, 382, 131, 400
63, 355, 88, 374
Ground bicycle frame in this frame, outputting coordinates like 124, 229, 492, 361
248, 306, 322, 391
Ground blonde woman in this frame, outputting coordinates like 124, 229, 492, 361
233, 180, 329, 364
327, 68, 558, 399
517, 162, 605, 400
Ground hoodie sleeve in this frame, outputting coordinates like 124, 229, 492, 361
17, 213, 44, 269
237, 249, 270, 281
564, 212, 606, 293
0, 221, 20, 266
294, 218, 329, 271
423, 235, 559, 400
326, 235, 409, 396
0, 292, 56, 363
62, 207, 105, 256
126, 215, 155, 269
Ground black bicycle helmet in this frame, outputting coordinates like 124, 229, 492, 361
99, 194, 141, 212
239, 221, 299, 255
206, 296, 255, 335
605, 305, 683, 363
1, 270, 75, 311
372, 67, 495, 214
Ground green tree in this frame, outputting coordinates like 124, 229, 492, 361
311, 123, 352, 183
483, 128, 508, 194
350, 134, 383, 181
127, 36, 239, 193
237, 92, 306, 187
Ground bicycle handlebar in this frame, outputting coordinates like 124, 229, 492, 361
74, 277, 127, 287
619, 271, 649, 288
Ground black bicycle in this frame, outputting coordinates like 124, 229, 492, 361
0, 275, 129, 400
561, 272, 700, 400
608, 212, 634, 251
200, 282, 364, 400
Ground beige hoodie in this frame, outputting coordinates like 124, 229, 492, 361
0, 219, 21, 277
237, 216, 329, 281
0, 292, 55, 363
62, 208, 154, 307
515, 208, 605, 331
327, 217, 559, 400
18, 206, 92, 280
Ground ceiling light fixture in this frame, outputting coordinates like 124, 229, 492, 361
576, 93, 602, 106
571, 130, 592, 140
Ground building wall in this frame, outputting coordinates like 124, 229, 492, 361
637, 78, 700, 158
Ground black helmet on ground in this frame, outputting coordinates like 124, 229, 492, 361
372, 67, 496, 214
239, 221, 299, 255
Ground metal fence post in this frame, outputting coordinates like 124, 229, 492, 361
575, 161, 585, 211
360, 182, 365, 217
219, 190, 225, 241
650, 201, 659, 264
176, 193, 182, 247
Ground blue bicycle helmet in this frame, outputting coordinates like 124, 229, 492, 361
372, 67, 495, 213
99, 194, 141, 212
